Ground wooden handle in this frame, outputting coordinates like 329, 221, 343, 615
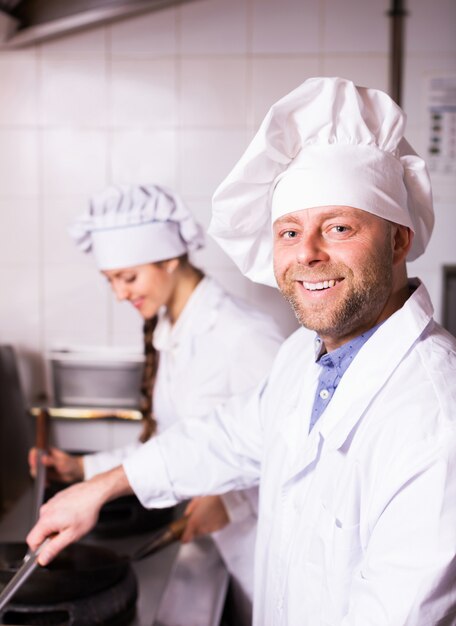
35, 409, 49, 450
168, 516, 188, 540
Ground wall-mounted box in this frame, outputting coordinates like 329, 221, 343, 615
49, 347, 145, 409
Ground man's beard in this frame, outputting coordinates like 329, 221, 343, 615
276, 251, 393, 341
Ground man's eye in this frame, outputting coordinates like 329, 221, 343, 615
283, 230, 298, 239
124, 275, 136, 283
332, 225, 349, 233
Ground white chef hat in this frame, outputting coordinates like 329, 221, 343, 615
209, 76, 434, 287
69, 184, 205, 270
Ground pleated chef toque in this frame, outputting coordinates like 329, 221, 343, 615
69, 184, 205, 270
209, 76, 434, 287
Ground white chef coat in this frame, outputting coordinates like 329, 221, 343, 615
84, 276, 285, 600
124, 279, 456, 625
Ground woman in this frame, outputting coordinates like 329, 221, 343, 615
30, 183, 284, 615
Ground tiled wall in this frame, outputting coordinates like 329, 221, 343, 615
0, 0, 455, 401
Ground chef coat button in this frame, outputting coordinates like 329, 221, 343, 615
319, 388, 330, 400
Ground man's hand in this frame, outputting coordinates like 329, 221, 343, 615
26, 465, 132, 566
181, 495, 230, 543
28, 447, 84, 484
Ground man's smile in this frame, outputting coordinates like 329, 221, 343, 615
301, 279, 342, 291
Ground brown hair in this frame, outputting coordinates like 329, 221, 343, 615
138, 316, 159, 442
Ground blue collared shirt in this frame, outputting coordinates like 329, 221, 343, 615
309, 323, 382, 432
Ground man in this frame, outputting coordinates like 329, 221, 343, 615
28, 77, 456, 625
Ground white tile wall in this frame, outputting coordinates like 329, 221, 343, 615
109, 8, 177, 56
40, 57, 108, 127
39, 27, 107, 57
0, 0, 454, 403
42, 195, 95, 266
180, 58, 248, 126
110, 59, 178, 127
406, 0, 456, 54
0, 197, 39, 266
251, 57, 321, 125
321, 55, 388, 92
323, 0, 388, 54
0, 267, 40, 349
0, 130, 39, 195
41, 130, 108, 194
110, 129, 178, 187
179, 129, 248, 197
180, 0, 248, 54
43, 266, 110, 346
251, 0, 320, 54
0, 52, 39, 125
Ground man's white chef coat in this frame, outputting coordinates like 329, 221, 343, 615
125, 280, 456, 625
84, 276, 285, 600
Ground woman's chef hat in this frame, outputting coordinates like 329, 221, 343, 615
69, 184, 205, 270
209, 76, 434, 287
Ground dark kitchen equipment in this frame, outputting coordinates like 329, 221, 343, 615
0, 515, 187, 608
1, 566, 137, 626
0, 542, 130, 605
0, 345, 33, 514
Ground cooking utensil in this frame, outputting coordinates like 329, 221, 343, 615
32, 409, 49, 524
132, 515, 188, 560
0, 515, 187, 607
0, 538, 50, 611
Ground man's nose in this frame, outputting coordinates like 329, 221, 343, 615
295, 234, 329, 266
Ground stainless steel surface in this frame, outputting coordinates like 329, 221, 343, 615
0, 0, 198, 48
154, 537, 229, 626
0, 489, 229, 625
0, 538, 49, 610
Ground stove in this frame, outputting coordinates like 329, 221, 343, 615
0, 567, 137, 625
0, 488, 229, 626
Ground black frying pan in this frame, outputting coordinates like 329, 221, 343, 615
0, 541, 128, 605
0, 515, 187, 606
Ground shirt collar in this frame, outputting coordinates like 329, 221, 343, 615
314, 320, 384, 367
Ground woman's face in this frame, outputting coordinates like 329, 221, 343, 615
102, 261, 178, 319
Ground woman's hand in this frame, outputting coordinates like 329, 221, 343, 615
28, 447, 84, 483
181, 495, 230, 543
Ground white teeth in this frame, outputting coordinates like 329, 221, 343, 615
303, 279, 337, 291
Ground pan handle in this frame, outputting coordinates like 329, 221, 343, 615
167, 516, 188, 540
132, 515, 188, 561
32, 409, 50, 524
35, 408, 49, 450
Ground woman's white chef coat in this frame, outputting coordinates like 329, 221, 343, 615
124, 279, 456, 625
84, 276, 284, 600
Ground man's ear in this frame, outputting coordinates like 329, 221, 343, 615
392, 225, 413, 265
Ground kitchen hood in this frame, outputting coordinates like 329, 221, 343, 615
0, 0, 196, 49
